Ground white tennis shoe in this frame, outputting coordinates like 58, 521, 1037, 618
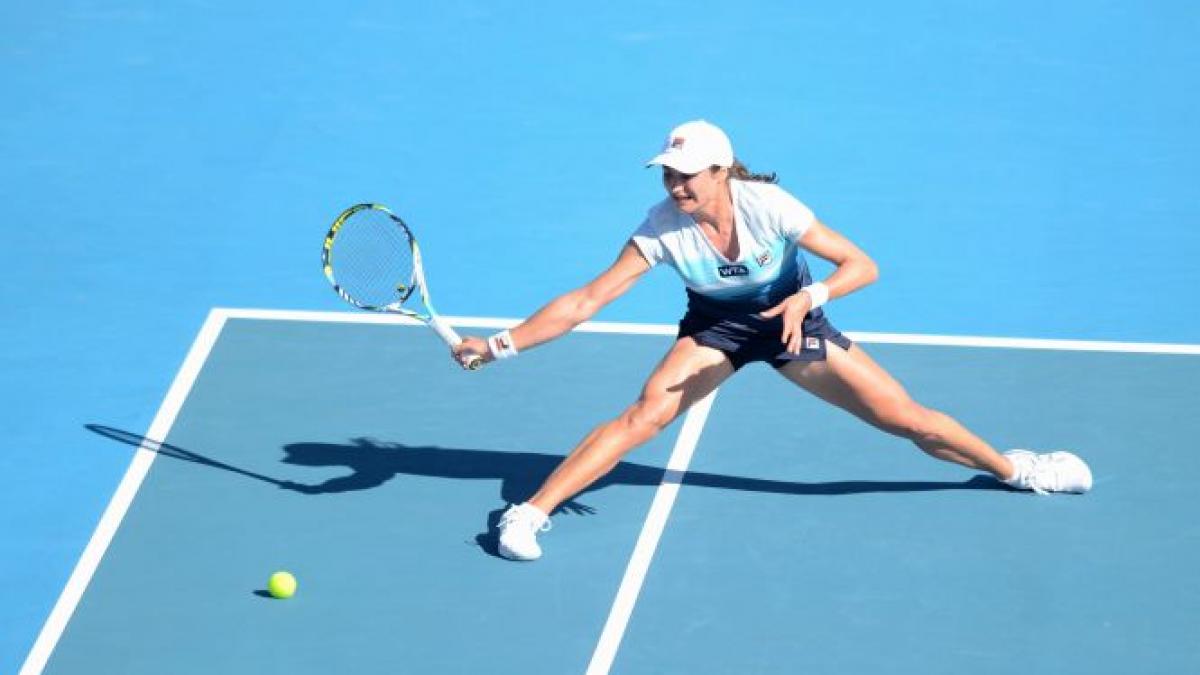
1003, 450, 1093, 494
497, 503, 551, 561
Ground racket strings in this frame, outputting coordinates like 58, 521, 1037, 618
330, 209, 417, 308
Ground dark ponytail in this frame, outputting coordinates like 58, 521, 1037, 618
727, 158, 777, 184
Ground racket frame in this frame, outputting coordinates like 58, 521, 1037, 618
322, 203, 481, 369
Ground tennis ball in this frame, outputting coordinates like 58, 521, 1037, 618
267, 571, 297, 599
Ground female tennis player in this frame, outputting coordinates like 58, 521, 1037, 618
453, 120, 1092, 562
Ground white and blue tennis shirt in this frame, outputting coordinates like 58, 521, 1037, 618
630, 179, 818, 316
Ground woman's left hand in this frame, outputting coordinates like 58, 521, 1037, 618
759, 291, 813, 354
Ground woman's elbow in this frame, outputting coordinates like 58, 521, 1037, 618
861, 256, 880, 286
573, 297, 601, 324
565, 289, 605, 325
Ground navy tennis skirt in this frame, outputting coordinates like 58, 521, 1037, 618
677, 308, 853, 371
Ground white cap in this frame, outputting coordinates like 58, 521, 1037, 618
645, 120, 734, 174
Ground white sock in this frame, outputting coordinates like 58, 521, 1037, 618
1003, 464, 1020, 484
520, 502, 549, 527
1002, 452, 1030, 486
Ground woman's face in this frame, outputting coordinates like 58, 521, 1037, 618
662, 166, 727, 215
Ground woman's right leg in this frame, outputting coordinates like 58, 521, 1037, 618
528, 336, 735, 515
497, 337, 734, 560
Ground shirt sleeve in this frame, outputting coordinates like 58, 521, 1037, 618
766, 185, 817, 242
629, 215, 664, 267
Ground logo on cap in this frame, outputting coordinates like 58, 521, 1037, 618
670, 136, 686, 149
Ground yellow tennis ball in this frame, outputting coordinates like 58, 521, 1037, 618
267, 571, 297, 599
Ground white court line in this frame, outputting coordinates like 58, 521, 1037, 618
23, 308, 1200, 673
19, 310, 230, 675
585, 389, 718, 675
845, 330, 1200, 355
219, 307, 677, 336
219, 307, 1200, 354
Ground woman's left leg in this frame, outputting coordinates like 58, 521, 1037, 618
776, 343, 1014, 479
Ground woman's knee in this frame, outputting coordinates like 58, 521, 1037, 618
619, 397, 677, 439
873, 400, 944, 443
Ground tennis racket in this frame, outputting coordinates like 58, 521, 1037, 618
322, 203, 482, 370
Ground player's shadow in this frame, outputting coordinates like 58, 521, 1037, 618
275, 437, 1006, 501
86, 425, 1007, 557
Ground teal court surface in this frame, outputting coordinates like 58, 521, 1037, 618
21, 310, 1200, 674
7, 3, 1200, 673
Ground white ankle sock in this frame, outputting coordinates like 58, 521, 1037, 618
520, 502, 549, 527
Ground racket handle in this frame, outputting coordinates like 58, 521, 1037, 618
428, 315, 485, 371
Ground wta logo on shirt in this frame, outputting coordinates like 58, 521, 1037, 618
717, 264, 750, 277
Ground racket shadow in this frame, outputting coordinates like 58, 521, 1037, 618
85, 424, 287, 487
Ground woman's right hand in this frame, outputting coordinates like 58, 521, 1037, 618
452, 336, 492, 369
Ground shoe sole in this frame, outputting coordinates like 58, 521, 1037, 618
498, 546, 540, 561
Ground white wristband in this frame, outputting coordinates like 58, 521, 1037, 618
487, 329, 519, 360
800, 282, 830, 310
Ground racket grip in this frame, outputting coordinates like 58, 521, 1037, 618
428, 315, 485, 371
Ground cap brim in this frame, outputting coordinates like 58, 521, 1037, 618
645, 152, 710, 174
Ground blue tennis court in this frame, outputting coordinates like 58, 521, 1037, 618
20, 312, 1200, 674
5, 2, 1200, 673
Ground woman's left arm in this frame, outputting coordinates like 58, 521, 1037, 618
759, 220, 879, 353
797, 220, 879, 299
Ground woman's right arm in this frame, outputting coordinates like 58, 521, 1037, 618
453, 241, 652, 366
